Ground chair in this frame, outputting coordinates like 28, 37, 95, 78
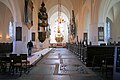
10, 54, 22, 76
10, 54, 30, 76
10, 56, 22, 76
0, 57, 11, 72
20, 54, 30, 73
10, 54, 17, 60
101, 56, 114, 79
9, 54, 17, 72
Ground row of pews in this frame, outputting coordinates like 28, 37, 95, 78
66, 43, 114, 67
0, 43, 13, 54
66, 42, 117, 79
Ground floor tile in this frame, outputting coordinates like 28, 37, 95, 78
0, 48, 103, 80
43, 75, 71, 80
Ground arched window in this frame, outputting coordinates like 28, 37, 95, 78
107, 21, 110, 39
106, 17, 111, 42
9, 21, 13, 38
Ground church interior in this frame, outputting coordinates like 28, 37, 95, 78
0, 0, 120, 80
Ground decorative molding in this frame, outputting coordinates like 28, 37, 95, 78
32, 32, 35, 41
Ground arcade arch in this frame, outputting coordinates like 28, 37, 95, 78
48, 5, 70, 44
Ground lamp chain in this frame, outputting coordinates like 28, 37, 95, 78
58, 0, 61, 19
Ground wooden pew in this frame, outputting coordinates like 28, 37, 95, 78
86, 46, 114, 67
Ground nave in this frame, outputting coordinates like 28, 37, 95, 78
1, 0, 120, 79
0, 48, 104, 80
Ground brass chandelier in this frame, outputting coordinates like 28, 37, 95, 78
55, 0, 64, 42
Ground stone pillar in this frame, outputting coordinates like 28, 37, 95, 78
13, 22, 28, 55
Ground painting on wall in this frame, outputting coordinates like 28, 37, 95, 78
32, 32, 35, 41
16, 27, 22, 41
24, 0, 33, 29
83, 33, 88, 41
70, 10, 76, 39
98, 27, 104, 41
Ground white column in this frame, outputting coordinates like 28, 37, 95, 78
13, 22, 29, 55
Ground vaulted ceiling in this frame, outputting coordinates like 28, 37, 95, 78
33, 0, 82, 18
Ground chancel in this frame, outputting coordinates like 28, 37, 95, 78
0, 0, 120, 80
55, 0, 64, 43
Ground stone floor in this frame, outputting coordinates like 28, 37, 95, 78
0, 48, 104, 80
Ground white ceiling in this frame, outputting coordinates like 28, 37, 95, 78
33, 0, 82, 18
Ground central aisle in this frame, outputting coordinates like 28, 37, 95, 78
8, 48, 102, 80
20, 48, 102, 80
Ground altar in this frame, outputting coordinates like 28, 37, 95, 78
50, 43, 66, 48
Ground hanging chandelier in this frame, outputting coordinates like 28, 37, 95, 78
55, 25, 63, 42
55, 0, 64, 42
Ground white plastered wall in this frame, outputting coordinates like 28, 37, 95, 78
0, 0, 40, 54
98, 0, 120, 43
0, 1, 12, 43
80, 0, 91, 44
